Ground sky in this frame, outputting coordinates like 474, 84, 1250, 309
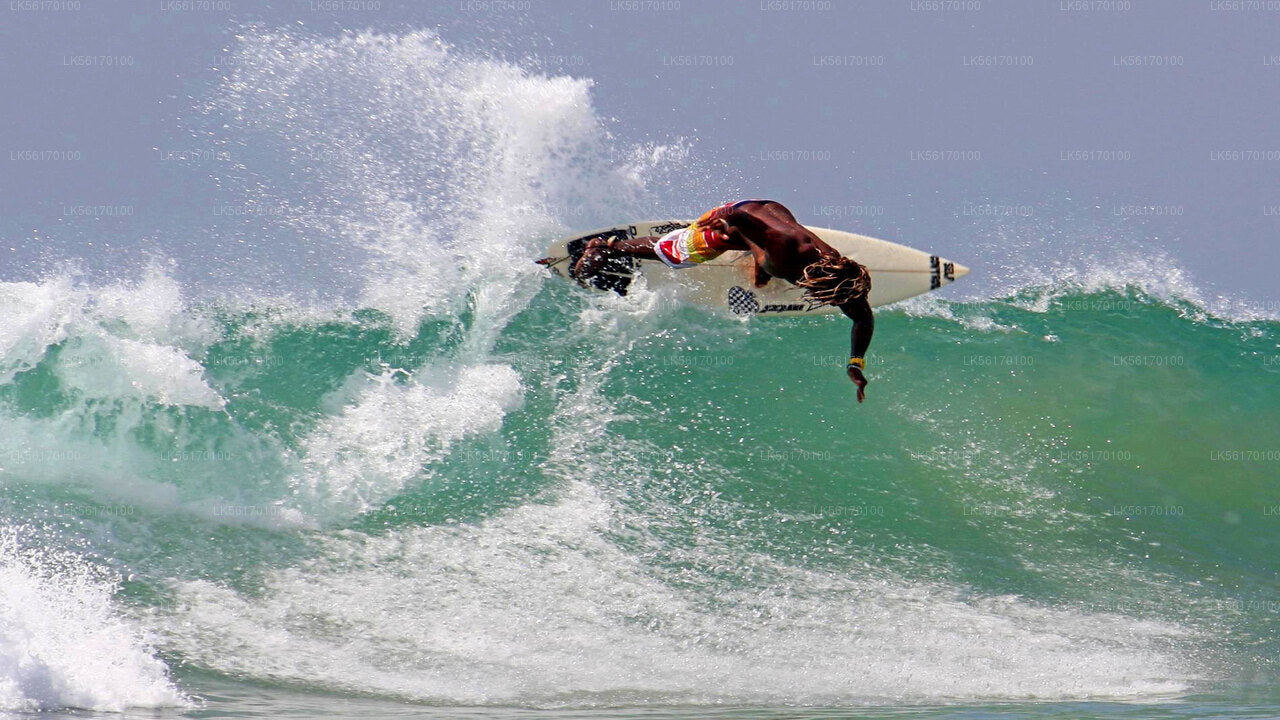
2, 0, 1278, 308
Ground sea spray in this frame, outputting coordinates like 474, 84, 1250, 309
0, 528, 186, 712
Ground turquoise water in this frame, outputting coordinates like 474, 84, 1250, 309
1, 275, 1279, 718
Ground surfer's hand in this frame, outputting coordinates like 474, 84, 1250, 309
847, 365, 867, 403
707, 218, 730, 243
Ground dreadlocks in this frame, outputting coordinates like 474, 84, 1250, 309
794, 255, 871, 309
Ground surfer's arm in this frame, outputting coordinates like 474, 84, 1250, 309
839, 298, 874, 402
588, 235, 659, 260
840, 297, 874, 359
753, 259, 771, 288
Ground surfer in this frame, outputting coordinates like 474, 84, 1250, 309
572, 200, 874, 401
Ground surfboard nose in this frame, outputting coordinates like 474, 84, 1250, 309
932, 256, 969, 286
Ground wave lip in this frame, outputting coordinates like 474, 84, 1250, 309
293, 362, 524, 518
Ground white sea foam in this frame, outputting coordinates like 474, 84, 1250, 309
293, 363, 522, 518
0, 267, 224, 409
0, 277, 77, 385
0, 529, 186, 713
158, 476, 1191, 706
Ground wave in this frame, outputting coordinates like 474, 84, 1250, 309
3, 265, 1273, 705
2, 24, 1277, 711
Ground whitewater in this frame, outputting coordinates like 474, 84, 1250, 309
1, 27, 1278, 720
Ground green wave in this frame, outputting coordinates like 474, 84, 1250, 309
3, 282, 1278, 697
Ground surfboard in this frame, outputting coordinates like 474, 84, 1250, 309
537, 220, 970, 317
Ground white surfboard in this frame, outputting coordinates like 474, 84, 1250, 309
538, 219, 970, 317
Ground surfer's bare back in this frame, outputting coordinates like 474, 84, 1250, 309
573, 200, 874, 402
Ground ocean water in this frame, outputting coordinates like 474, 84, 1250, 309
2, 27, 1280, 720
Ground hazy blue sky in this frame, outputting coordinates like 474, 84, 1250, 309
3, 1, 1278, 308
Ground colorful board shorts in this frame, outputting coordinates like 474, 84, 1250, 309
652, 202, 737, 268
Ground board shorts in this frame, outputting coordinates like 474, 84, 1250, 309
653, 226, 722, 268
652, 200, 772, 269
